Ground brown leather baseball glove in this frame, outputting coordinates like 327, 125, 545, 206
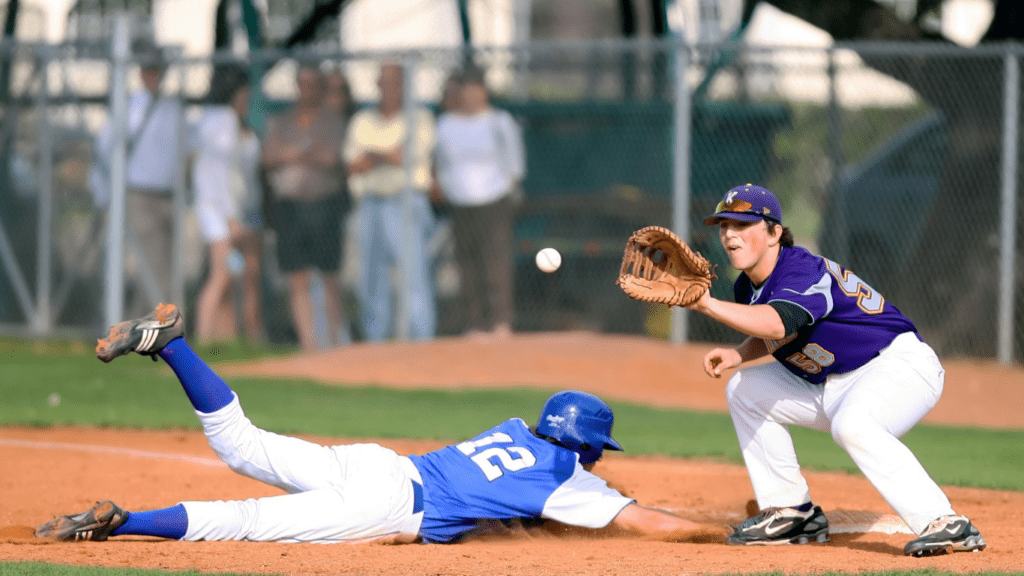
616, 226, 717, 307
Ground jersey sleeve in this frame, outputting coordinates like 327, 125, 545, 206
764, 251, 834, 324
540, 465, 635, 528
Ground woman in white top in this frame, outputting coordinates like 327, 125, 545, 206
193, 64, 264, 344
434, 66, 526, 339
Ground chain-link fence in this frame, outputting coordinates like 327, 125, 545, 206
2, 34, 1022, 361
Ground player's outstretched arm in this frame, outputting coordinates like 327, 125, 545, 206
609, 503, 728, 542
688, 292, 786, 340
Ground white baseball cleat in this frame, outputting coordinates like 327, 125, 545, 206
726, 504, 830, 546
904, 515, 986, 557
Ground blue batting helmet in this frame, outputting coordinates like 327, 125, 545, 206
536, 391, 623, 464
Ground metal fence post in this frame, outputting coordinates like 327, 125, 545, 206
104, 14, 130, 329
396, 53, 420, 341
32, 46, 54, 335
670, 39, 692, 344
997, 47, 1020, 364
171, 55, 187, 313
826, 47, 848, 265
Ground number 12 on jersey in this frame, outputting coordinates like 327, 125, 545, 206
457, 432, 538, 481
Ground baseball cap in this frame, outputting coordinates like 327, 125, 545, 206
703, 183, 783, 225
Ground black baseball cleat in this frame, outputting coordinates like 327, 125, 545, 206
904, 515, 986, 557
96, 303, 183, 362
36, 500, 128, 542
726, 504, 830, 546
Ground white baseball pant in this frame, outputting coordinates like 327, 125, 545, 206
179, 394, 424, 543
726, 332, 956, 534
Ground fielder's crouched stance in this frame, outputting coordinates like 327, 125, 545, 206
37, 304, 725, 545
687, 184, 986, 557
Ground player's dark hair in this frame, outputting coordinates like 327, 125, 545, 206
767, 221, 794, 248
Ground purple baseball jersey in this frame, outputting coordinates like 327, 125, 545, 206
734, 246, 919, 384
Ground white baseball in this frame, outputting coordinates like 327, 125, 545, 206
535, 247, 562, 273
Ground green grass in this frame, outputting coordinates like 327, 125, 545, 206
2, 344, 1023, 491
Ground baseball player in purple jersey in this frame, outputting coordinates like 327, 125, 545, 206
36, 304, 724, 545
687, 183, 985, 556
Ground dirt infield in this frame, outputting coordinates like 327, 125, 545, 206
2, 333, 1023, 575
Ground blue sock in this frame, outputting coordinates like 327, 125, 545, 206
111, 504, 188, 539
158, 338, 235, 413
794, 501, 814, 512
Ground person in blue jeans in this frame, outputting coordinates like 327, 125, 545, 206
344, 62, 437, 341
36, 304, 725, 545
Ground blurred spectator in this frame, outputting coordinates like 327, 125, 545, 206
434, 66, 525, 339
193, 63, 264, 345
261, 63, 348, 351
323, 68, 357, 343
439, 70, 462, 115
344, 62, 437, 342
89, 39, 188, 317
325, 69, 358, 122
428, 69, 463, 204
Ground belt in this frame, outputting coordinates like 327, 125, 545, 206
411, 479, 424, 514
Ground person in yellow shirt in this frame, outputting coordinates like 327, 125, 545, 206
344, 62, 437, 341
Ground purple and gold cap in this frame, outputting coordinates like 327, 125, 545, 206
704, 183, 782, 225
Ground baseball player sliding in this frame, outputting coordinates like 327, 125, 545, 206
36, 304, 725, 545
687, 183, 986, 556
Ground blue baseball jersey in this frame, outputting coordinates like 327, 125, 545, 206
409, 418, 634, 543
735, 246, 919, 384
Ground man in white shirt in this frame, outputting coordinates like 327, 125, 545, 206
344, 62, 437, 341
91, 40, 188, 317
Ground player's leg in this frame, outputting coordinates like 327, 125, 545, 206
162, 336, 356, 493
36, 500, 187, 541
181, 445, 422, 543
726, 361, 829, 507
725, 362, 830, 545
826, 333, 985, 555
38, 447, 423, 543
96, 305, 352, 493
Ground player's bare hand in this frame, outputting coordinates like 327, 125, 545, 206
703, 348, 741, 378
685, 287, 714, 313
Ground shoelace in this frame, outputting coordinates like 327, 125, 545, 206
735, 507, 782, 530
922, 515, 963, 536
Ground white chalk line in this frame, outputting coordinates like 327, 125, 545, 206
0, 437, 227, 468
